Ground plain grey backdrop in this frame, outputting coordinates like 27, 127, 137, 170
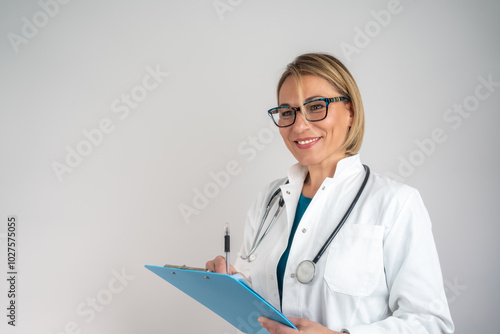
1, 0, 499, 333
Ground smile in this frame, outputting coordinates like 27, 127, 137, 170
296, 137, 321, 145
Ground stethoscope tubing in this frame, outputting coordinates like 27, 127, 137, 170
311, 164, 370, 264
241, 165, 370, 273
240, 187, 285, 260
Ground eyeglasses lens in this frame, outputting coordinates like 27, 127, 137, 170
271, 100, 328, 127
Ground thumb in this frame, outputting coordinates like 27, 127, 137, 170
258, 317, 298, 334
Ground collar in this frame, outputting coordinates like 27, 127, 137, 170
278, 155, 365, 232
286, 154, 364, 185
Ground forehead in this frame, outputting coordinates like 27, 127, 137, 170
278, 74, 339, 104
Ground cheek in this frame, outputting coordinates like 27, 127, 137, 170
333, 111, 352, 130
279, 128, 296, 149
279, 128, 288, 141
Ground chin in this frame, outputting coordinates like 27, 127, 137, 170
295, 156, 321, 167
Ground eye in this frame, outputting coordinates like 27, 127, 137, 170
280, 108, 294, 118
307, 103, 325, 113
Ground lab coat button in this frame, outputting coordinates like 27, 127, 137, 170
290, 273, 295, 278
302, 228, 307, 233
286, 191, 290, 195
249, 254, 256, 262
322, 186, 325, 190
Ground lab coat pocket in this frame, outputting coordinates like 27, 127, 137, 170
324, 224, 384, 297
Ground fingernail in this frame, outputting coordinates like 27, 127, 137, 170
258, 317, 263, 323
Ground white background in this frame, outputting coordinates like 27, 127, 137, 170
1, 0, 499, 333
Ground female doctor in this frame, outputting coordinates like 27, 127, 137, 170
206, 53, 454, 334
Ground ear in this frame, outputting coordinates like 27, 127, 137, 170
345, 101, 354, 127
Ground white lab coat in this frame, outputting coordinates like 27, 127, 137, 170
234, 155, 454, 333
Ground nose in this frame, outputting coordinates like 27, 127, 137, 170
292, 110, 310, 132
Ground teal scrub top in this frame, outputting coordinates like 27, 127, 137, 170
277, 193, 312, 306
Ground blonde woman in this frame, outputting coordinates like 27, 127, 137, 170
207, 53, 454, 334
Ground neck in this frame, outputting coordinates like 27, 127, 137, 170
302, 154, 348, 198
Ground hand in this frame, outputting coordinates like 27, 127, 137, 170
205, 255, 238, 275
258, 317, 342, 334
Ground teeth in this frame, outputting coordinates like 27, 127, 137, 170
297, 138, 319, 145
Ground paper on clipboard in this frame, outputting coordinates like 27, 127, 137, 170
145, 265, 297, 334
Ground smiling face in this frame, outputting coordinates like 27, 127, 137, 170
278, 74, 353, 170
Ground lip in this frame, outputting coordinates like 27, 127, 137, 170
294, 137, 321, 149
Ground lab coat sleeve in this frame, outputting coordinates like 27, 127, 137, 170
347, 189, 455, 334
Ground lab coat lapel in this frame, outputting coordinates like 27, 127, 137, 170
280, 163, 308, 234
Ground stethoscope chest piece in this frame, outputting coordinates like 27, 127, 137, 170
296, 260, 316, 284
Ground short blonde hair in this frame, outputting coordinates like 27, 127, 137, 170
276, 53, 365, 156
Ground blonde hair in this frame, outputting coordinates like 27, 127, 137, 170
276, 53, 365, 156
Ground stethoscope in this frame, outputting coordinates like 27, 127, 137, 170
240, 165, 370, 284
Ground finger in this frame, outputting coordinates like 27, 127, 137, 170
229, 265, 242, 276
213, 255, 227, 273
205, 256, 224, 273
207, 257, 240, 275
205, 260, 215, 272
258, 317, 298, 334
288, 317, 305, 329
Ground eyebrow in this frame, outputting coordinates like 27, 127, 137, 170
305, 95, 323, 102
279, 96, 324, 107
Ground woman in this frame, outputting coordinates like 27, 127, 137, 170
206, 53, 454, 333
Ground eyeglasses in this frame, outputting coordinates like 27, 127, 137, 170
268, 97, 350, 128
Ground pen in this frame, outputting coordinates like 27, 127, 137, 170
224, 223, 230, 275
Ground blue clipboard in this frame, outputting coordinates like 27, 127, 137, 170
145, 265, 297, 333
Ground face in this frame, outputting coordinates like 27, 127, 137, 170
278, 74, 353, 170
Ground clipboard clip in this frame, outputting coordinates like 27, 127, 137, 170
163, 264, 213, 272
